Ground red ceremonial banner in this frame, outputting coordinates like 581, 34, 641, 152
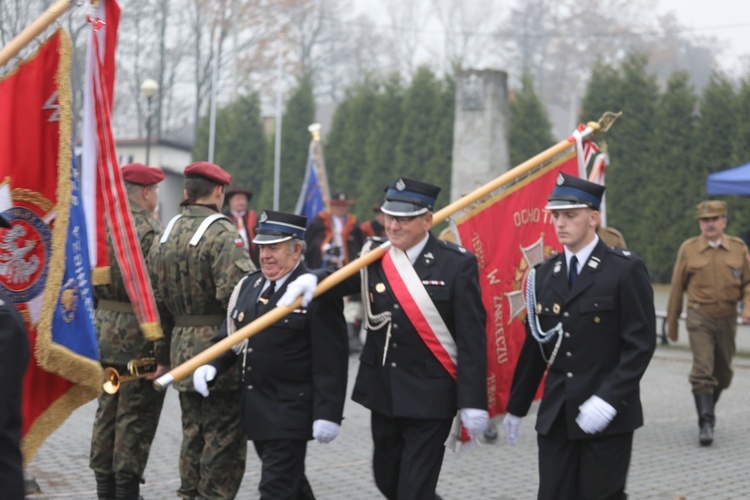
455, 150, 579, 417
0, 31, 101, 461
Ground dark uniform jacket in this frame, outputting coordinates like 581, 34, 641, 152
507, 239, 656, 439
330, 233, 487, 420
0, 291, 29, 500
211, 263, 349, 441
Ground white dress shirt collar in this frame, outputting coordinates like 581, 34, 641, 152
405, 233, 430, 265
564, 235, 599, 274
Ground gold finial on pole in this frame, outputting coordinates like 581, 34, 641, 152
587, 111, 622, 136
308, 122, 321, 142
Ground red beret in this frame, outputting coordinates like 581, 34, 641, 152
184, 161, 232, 185
121, 163, 165, 186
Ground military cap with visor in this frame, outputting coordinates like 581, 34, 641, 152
252, 210, 307, 245
545, 172, 605, 211
695, 200, 727, 219
121, 162, 165, 186
381, 177, 441, 217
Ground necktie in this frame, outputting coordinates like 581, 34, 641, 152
568, 256, 579, 288
256, 281, 275, 314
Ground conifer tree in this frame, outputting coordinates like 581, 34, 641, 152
193, 93, 266, 196
359, 74, 404, 219
643, 72, 699, 282
395, 66, 443, 186
509, 72, 555, 168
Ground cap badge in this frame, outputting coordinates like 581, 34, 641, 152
259, 211, 268, 223
396, 178, 406, 191
375, 283, 386, 293
557, 172, 565, 186
337, 193, 346, 200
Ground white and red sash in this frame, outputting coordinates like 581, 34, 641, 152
381, 246, 458, 380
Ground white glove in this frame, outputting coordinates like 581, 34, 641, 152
503, 413, 522, 446
576, 395, 617, 434
460, 408, 489, 438
277, 273, 318, 308
312, 419, 340, 444
193, 365, 217, 398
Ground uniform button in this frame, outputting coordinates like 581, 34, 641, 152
564, 332, 571, 338
563, 312, 570, 317
247, 348, 253, 354
565, 351, 572, 357
247, 366, 252, 371
393, 324, 399, 329
566, 372, 573, 378
284, 319, 289, 323
299, 392, 304, 397
247, 385, 253, 390
392, 343, 398, 348
393, 304, 400, 310
391, 362, 397, 368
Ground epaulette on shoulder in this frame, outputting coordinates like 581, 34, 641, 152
439, 239, 470, 256
212, 217, 235, 232
536, 251, 561, 269
607, 246, 634, 259
725, 234, 746, 246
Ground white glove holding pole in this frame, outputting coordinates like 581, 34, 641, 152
312, 419, 340, 443
503, 413, 522, 446
193, 365, 217, 398
576, 395, 617, 434
278, 273, 318, 308
460, 408, 489, 438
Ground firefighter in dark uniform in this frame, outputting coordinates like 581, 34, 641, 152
193, 210, 349, 500
503, 173, 656, 500
281, 177, 489, 500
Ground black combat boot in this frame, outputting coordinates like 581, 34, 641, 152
694, 392, 715, 446
713, 387, 723, 404
95, 473, 115, 500
115, 476, 142, 500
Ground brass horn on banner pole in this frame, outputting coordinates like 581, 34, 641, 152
103, 358, 157, 394
153, 111, 622, 392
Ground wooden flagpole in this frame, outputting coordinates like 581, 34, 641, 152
0, 0, 75, 68
154, 111, 621, 391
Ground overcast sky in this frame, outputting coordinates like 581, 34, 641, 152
658, 0, 750, 72
352, 0, 750, 76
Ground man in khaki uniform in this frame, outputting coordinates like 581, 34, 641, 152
667, 200, 750, 446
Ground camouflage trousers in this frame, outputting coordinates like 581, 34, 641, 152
89, 372, 166, 481
177, 390, 247, 499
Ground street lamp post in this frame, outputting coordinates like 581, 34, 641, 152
140, 78, 159, 166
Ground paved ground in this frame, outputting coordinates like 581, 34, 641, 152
26, 286, 750, 499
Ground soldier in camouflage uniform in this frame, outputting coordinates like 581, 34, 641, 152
89, 163, 170, 500
148, 161, 255, 499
